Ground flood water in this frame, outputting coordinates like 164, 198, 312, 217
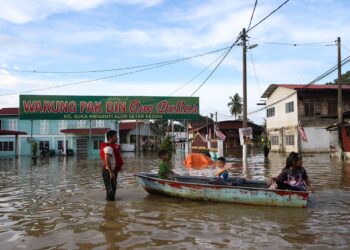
1, 151, 350, 249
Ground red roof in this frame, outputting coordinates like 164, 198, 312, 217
0, 107, 19, 116
262, 84, 350, 98
119, 122, 144, 131
0, 129, 27, 135
61, 128, 110, 135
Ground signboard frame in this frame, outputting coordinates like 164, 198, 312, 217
19, 95, 200, 120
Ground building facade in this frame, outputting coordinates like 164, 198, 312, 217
0, 107, 117, 157
261, 84, 350, 153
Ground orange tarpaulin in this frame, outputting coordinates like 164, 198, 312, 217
183, 153, 214, 169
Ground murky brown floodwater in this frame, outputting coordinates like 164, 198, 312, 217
1, 151, 350, 249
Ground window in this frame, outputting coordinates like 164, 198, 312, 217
0, 141, 14, 151
304, 103, 314, 117
40, 120, 49, 134
96, 120, 104, 128
285, 135, 295, 145
58, 120, 67, 133
39, 141, 49, 150
267, 107, 275, 117
9, 119, 17, 130
270, 135, 279, 145
57, 140, 68, 150
328, 102, 337, 115
285, 101, 294, 113
93, 139, 105, 150
77, 120, 86, 128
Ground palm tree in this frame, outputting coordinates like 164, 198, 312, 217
227, 93, 243, 119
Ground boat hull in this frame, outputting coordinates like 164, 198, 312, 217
135, 173, 308, 208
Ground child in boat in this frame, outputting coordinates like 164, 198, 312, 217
158, 149, 175, 179
268, 152, 312, 191
214, 157, 229, 181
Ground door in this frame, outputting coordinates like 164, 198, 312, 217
76, 138, 88, 155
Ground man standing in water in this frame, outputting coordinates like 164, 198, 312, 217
261, 132, 271, 158
100, 130, 124, 201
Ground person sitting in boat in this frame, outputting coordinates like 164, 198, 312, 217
267, 152, 312, 192
214, 157, 229, 181
158, 149, 175, 179
208, 157, 231, 185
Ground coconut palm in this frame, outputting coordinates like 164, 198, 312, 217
227, 93, 243, 119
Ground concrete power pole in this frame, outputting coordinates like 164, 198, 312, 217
337, 37, 344, 157
337, 37, 343, 124
242, 28, 248, 162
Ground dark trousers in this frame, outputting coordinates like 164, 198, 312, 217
276, 180, 303, 191
263, 147, 270, 157
102, 168, 118, 201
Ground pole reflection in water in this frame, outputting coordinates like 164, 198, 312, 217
0, 151, 349, 249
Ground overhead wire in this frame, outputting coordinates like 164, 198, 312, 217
342, 44, 350, 53
247, 0, 290, 32
188, 0, 291, 100
247, 0, 258, 31
249, 37, 336, 47
248, 55, 350, 115
0, 46, 233, 96
168, 48, 229, 96
1, 0, 292, 98
247, 41, 262, 96
190, 37, 240, 96
0, 46, 231, 74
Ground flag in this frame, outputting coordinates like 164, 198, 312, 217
215, 126, 226, 140
298, 121, 308, 142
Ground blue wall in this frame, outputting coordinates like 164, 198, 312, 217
0, 116, 116, 156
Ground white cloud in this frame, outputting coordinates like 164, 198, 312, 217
0, 0, 163, 24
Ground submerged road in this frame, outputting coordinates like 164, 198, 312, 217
0, 151, 349, 249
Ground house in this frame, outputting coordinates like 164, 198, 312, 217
0, 107, 118, 156
119, 121, 162, 151
261, 84, 350, 153
188, 119, 263, 154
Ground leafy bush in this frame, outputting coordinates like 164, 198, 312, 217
31, 141, 38, 156
159, 136, 173, 159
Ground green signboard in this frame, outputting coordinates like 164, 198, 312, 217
19, 95, 200, 120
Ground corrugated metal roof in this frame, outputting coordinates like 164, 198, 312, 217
0, 129, 27, 135
261, 84, 350, 98
0, 107, 19, 116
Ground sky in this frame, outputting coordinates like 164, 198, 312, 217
0, 0, 350, 124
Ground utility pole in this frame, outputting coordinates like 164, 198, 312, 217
337, 37, 344, 158
242, 28, 248, 162
337, 37, 343, 124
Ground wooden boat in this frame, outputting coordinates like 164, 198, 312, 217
134, 173, 309, 208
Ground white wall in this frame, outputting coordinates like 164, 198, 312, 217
301, 127, 330, 152
266, 87, 298, 130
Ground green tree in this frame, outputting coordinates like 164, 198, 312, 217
159, 136, 173, 159
325, 70, 350, 85
227, 93, 243, 119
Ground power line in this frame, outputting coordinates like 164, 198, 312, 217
247, 42, 262, 95
247, 0, 258, 31
0, 46, 231, 74
0, 57, 200, 96
248, 55, 350, 115
168, 48, 229, 96
342, 44, 350, 53
0, 45, 235, 96
190, 37, 240, 96
249, 37, 336, 47
247, 0, 290, 32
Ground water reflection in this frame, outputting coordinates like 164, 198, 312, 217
0, 152, 350, 249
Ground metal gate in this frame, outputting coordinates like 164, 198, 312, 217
76, 138, 88, 155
